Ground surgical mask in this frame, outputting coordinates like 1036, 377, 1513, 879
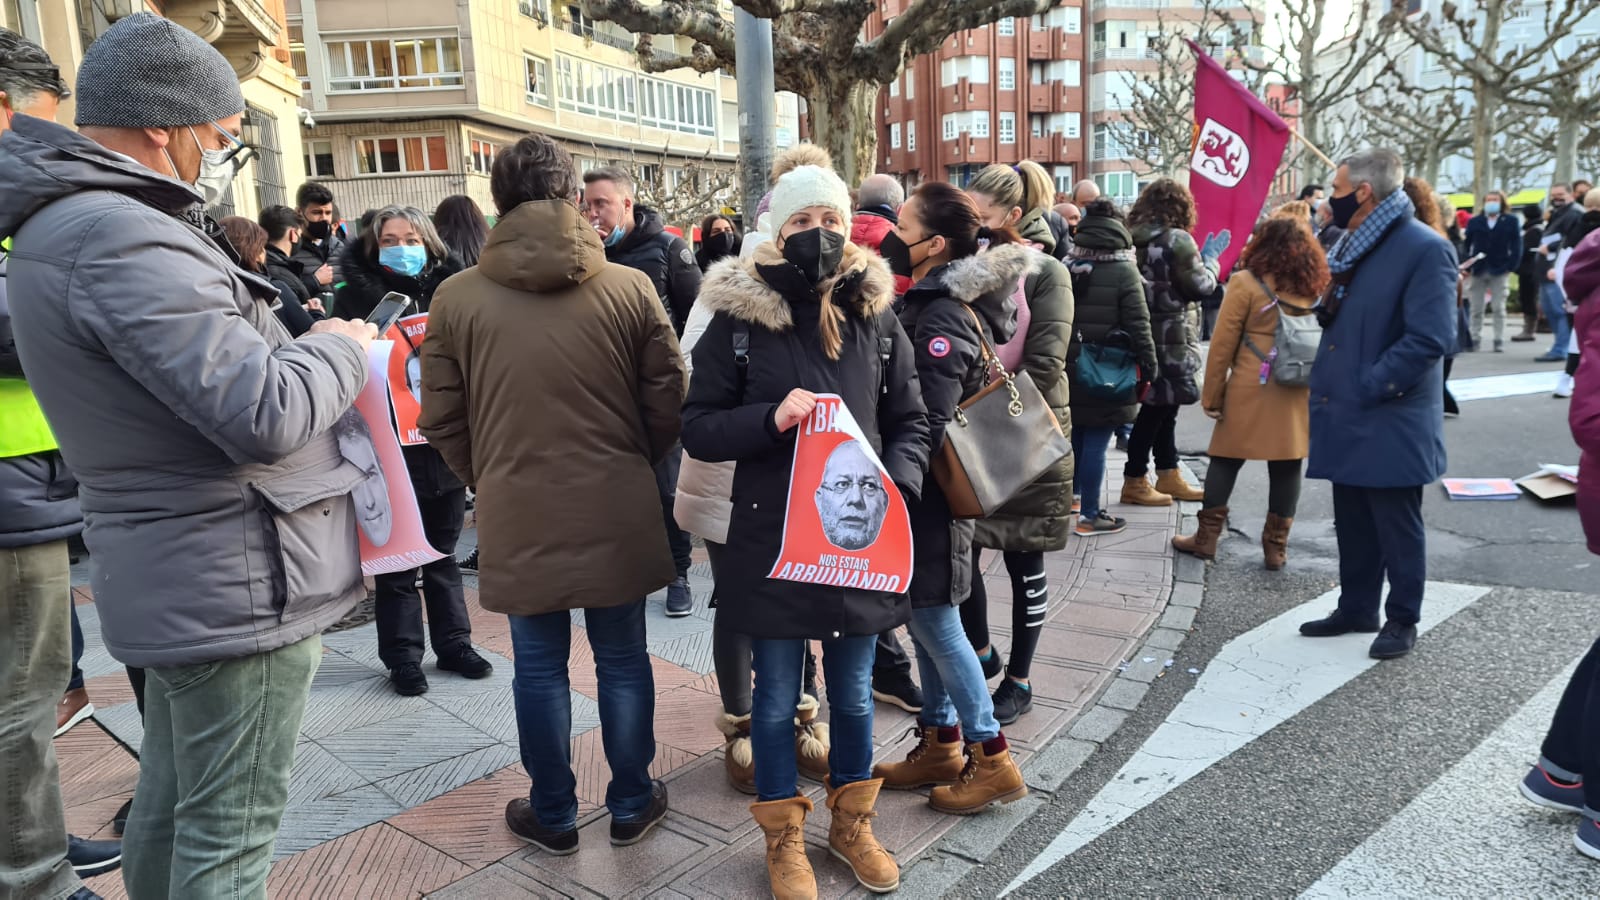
304, 220, 332, 241
190, 124, 242, 207
879, 231, 936, 279
1327, 190, 1362, 230
781, 227, 846, 284
603, 224, 626, 248
380, 245, 427, 277
1484, 201, 1502, 216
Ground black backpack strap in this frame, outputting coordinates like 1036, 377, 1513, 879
732, 321, 750, 404
875, 315, 893, 396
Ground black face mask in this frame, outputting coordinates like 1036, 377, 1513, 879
879, 231, 936, 279
782, 227, 846, 284
1326, 190, 1362, 230
304, 220, 332, 241
704, 231, 739, 258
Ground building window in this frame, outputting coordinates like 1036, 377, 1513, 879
303, 139, 335, 178
905, 70, 914, 99
326, 36, 464, 92
999, 112, 1015, 144
997, 17, 1015, 36
469, 137, 502, 175
943, 114, 957, 141
939, 56, 991, 87
1065, 112, 1081, 139
998, 58, 1015, 91
1053, 165, 1075, 193
972, 111, 989, 138
566, 5, 633, 50
890, 123, 902, 149
1030, 114, 1044, 138
1030, 62, 1045, 85
519, 0, 550, 25
556, 54, 715, 136
288, 23, 308, 92
889, 76, 898, 98
1065, 5, 1082, 34
355, 134, 450, 175
525, 54, 551, 105
1067, 59, 1081, 87
907, 120, 916, 151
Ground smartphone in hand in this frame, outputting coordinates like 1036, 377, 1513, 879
365, 292, 414, 333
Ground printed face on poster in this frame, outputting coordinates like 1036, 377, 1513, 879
768, 394, 913, 593
353, 340, 447, 575
387, 313, 429, 446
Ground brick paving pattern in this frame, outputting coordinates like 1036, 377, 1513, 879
66, 462, 1180, 898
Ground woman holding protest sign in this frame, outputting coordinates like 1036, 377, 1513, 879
870, 181, 1033, 816
681, 164, 931, 898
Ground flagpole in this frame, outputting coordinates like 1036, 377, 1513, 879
1289, 127, 1337, 172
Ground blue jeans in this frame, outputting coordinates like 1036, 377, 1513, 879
751, 635, 875, 801
509, 600, 656, 829
1072, 425, 1114, 519
1542, 281, 1572, 358
908, 605, 1001, 744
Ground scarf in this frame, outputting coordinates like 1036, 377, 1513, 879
1317, 188, 1414, 324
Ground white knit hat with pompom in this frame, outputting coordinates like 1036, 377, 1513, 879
766, 165, 853, 233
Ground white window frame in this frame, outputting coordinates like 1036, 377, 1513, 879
943, 114, 958, 141
468, 136, 501, 175
1030, 114, 1044, 138
999, 111, 1015, 144
889, 76, 899, 97
890, 122, 902, 149
303, 139, 334, 177
325, 34, 464, 93
997, 16, 1015, 36
518, 0, 551, 24
1065, 5, 1082, 34
907, 119, 916, 151
1065, 112, 1081, 139
998, 57, 1016, 91
354, 133, 451, 176
1066, 59, 1081, 87
525, 54, 551, 106
972, 110, 990, 138
905, 70, 914, 99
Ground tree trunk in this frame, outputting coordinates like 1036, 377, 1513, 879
1471, 94, 1495, 198
1418, 147, 1442, 190
808, 76, 881, 189
1553, 113, 1580, 185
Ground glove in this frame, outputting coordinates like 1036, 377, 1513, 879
1200, 229, 1232, 262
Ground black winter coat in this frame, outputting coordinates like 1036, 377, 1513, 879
263, 245, 322, 337
1065, 215, 1159, 429
334, 244, 468, 497
1130, 224, 1216, 407
291, 233, 346, 298
682, 241, 931, 640
607, 207, 702, 335
897, 245, 1026, 608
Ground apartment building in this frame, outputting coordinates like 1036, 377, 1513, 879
287, 0, 795, 220
2, 0, 308, 221
869, 1, 1089, 197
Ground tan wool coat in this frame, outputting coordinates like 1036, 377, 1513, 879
1201, 270, 1312, 461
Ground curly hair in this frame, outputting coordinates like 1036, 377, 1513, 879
1272, 200, 1311, 222
1126, 177, 1197, 231
1238, 216, 1330, 298
1403, 176, 1447, 237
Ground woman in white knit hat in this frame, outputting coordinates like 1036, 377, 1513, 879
682, 164, 931, 899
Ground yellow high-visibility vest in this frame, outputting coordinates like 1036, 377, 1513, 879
0, 237, 59, 459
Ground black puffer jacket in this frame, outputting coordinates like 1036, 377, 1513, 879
334, 243, 468, 497
1129, 224, 1216, 407
1065, 215, 1158, 429
681, 241, 930, 640
264, 245, 322, 337
897, 244, 1028, 608
607, 206, 702, 335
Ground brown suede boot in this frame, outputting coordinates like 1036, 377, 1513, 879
871, 725, 964, 789
1155, 468, 1204, 501
794, 693, 831, 783
716, 711, 756, 794
1262, 513, 1294, 571
1171, 506, 1228, 560
825, 778, 900, 893
929, 735, 1028, 815
750, 796, 818, 900
1120, 475, 1173, 507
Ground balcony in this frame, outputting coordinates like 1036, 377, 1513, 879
149, 0, 287, 81
1092, 45, 1159, 62
945, 78, 977, 111
1028, 83, 1051, 113
1028, 29, 1052, 58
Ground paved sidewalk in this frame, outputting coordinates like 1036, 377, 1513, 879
65, 458, 1184, 898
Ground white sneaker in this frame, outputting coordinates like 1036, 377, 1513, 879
1555, 373, 1574, 399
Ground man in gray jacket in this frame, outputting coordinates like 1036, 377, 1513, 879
0, 14, 377, 897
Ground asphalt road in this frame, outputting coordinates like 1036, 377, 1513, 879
950, 349, 1599, 898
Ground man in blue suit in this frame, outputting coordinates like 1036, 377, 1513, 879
1300, 148, 1459, 660
1462, 189, 1523, 352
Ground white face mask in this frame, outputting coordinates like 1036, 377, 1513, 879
166, 123, 242, 206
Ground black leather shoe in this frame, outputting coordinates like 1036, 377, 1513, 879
505, 799, 578, 855
610, 780, 668, 846
437, 647, 493, 679
112, 798, 132, 836
1369, 622, 1418, 659
68, 888, 104, 900
390, 662, 429, 696
67, 834, 121, 877
1299, 610, 1381, 637
871, 667, 924, 713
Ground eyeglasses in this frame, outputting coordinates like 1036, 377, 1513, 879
820, 477, 884, 498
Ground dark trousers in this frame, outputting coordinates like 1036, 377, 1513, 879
1540, 634, 1600, 814
1443, 358, 1459, 416
874, 630, 912, 677
1124, 404, 1181, 477
375, 488, 472, 669
69, 600, 85, 692
1331, 484, 1426, 626
655, 450, 692, 578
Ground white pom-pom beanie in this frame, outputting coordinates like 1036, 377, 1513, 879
766, 165, 853, 233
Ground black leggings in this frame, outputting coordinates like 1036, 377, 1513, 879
1124, 405, 1180, 477
1202, 457, 1303, 517
1570, 353, 1582, 377
959, 549, 1048, 680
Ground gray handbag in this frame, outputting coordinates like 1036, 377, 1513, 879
932, 305, 1072, 519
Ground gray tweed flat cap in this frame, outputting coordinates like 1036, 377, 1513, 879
75, 12, 245, 128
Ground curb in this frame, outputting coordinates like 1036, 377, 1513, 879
894, 485, 1210, 898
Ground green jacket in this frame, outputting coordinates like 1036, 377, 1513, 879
1064, 215, 1158, 429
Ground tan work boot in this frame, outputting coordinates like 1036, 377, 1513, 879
929, 736, 1028, 815
795, 693, 830, 783
1120, 474, 1173, 507
1155, 468, 1204, 502
871, 725, 964, 789
716, 710, 756, 794
1171, 506, 1229, 560
825, 778, 900, 893
1262, 513, 1294, 571
750, 796, 817, 900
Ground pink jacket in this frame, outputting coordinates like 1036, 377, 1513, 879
1564, 229, 1600, 554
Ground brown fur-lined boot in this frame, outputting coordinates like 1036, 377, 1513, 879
795, 693, 831, 783
825, 778, 899, 893
716, 710, 755, 794
1171, 506, 1228, 560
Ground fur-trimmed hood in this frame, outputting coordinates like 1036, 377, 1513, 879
903, 241, 1040, 347
696, 238, 896, 331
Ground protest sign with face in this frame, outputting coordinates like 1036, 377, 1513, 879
386, 313, 429, 446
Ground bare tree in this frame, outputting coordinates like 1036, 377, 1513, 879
579, 0, 1061, 185
1358, 73, 1472, 187
1388, 0, 1600, 197
1514, 65, 1600, 184
1581, 124, 1600, 180
596, 141, 738, 235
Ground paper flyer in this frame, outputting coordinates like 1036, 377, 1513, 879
355, 340, 446, 575
386, 313, 429, 446
767, 394, 913, 593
